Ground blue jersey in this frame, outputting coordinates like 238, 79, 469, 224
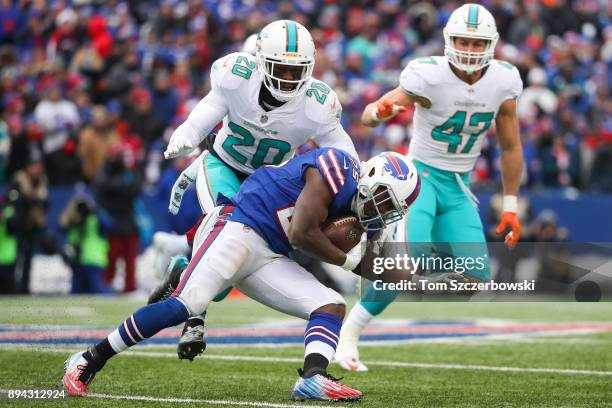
222, 148, 360, 255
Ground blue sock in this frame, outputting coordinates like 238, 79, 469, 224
108, 297, 190, 352
304, 312, 342, 366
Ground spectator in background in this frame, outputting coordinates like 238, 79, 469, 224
589, 129, 612, 191
0, 195, 17, 294
6, 154, 48, 294
508, 2, 547, 48
154, 155, 200, 234
0, 0, 21, 46
384, 124, 409, 156
0, 0, 606, 194
33, 82, 81, 184
5, 115, 37, 181
532, 209, 572, 291
517, 67, 558, 119
346, 12, 381, 76
47, 8, 82, 64
122, 87, 165, 150
0, 119, 8, 183
94, 143, 140, 293
101, 44, 141, 100
540, 134, 581, 188
78, 105, 119, 183
59, 195, 112, 294
151, 70, 179, 128
542, 0, 581, 37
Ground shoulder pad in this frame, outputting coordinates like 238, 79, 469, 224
304, 79, 343, 126
490, 59, 523, 99
210, 52, 259, 91
399, 56, 445, 97
405, 57, 446, 85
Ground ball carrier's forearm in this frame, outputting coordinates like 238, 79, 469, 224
288, 168, 366, 271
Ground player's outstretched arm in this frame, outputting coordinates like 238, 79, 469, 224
164, 88, 229, 159
495, 98, 524, 248
288, 168, 349, 266
361, 87, 415, 127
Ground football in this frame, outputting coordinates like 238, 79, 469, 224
322, 215, 364, 253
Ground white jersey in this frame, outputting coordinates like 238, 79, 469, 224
400, 56, 522, 173
209, 52, 356, 174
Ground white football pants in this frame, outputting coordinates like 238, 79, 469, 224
173, 206, 345, 319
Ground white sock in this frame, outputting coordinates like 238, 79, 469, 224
336, 303, 374, 359
347, 302, 374, 330
304, 341, 336, 363
108, 329, 129, 353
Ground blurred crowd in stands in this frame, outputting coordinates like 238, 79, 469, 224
0, 0, 610, 293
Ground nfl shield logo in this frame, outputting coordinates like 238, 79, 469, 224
260, 114, 268, 123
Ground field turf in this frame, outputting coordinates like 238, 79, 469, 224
0, 296, 611, 407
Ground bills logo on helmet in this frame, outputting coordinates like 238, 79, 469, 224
382, 152, 410, 181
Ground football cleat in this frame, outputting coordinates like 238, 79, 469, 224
177, 322, 206, 361
336, 356, 369, 372
62, 350, 97, 397
291, 369, 362, 402
147, 255, 189, 304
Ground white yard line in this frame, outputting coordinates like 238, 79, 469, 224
0, 389, 328, 408
88, 393, 330, 408
5, 346, 612, 377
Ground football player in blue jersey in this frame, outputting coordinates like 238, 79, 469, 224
62, 148, 420, 402
157, 19, 358, 360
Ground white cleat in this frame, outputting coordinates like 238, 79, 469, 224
336, 356, 369, 372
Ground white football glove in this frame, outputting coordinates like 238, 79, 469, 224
164, 125, 198, 159
341, 232, 367, 271
164, 140, 193, 159
168, 151, 206, 215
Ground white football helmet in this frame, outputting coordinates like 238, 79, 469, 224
354, 152, 420, 230
242, 34, 258, 56
256, 20, 315, 101
443, 3, 499, 73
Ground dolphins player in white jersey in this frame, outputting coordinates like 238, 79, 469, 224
335, 3, 524, 371
159, 20, 358, 360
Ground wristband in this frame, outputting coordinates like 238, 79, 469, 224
370, 108, 382, 123
502, 195, 518, 213
371, 105, 401, 123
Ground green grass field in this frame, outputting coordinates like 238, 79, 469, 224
1, 296, 611, 407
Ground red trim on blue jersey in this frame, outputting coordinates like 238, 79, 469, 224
172, 206, 234, 296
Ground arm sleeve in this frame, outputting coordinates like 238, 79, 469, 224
169, 87, 228, 148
